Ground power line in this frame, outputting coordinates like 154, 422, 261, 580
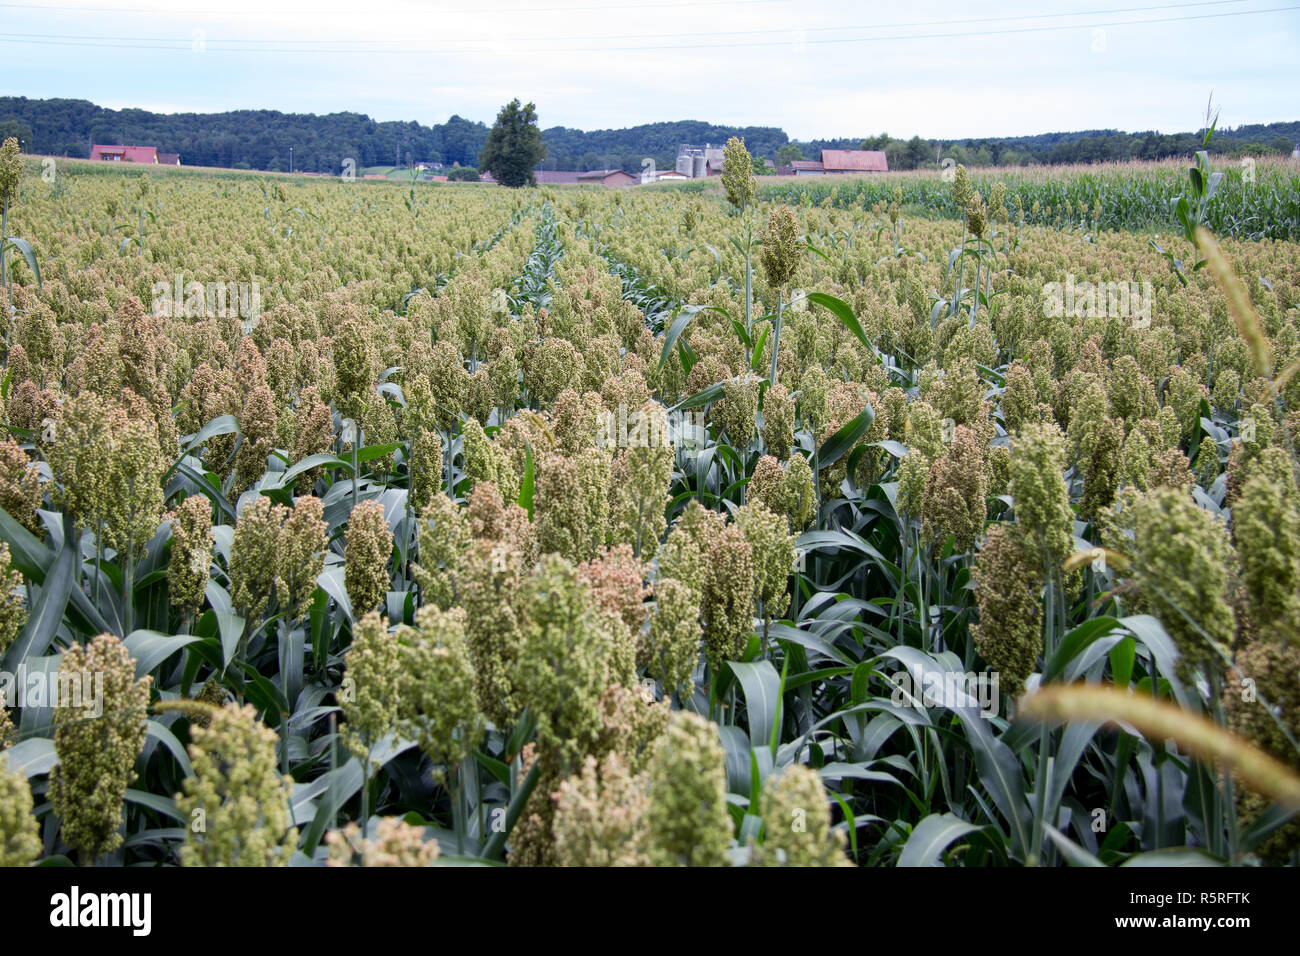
0, 3, 1294, 52
0, 0, 786, 15
0, 0, 1259, 45
490, 0, 1263, 42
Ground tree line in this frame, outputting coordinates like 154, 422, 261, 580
1, 96, 1295, 175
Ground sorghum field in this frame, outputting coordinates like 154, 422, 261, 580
1, 138, 1299, 869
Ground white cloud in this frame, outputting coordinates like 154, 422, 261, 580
5, 0, 1297, 138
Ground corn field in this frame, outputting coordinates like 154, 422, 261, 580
0, 140, 1298, 869
762, 157, 1300, 242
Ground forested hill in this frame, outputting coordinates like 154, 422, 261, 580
1, 96, 1296, 174
0, 97, 787, 173
538, 122, 787, 172
0, 97, 492, 172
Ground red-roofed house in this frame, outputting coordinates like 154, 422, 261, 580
89, 145, 161, 164
820, 149, 889, 173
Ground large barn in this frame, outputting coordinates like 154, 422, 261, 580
776, 149, 889, 176
532, 168, 637, 188
820, 149, 889, 173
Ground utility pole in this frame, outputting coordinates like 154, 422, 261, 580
289, 146, 294, 173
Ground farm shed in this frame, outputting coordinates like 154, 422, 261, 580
820, 149, 889, 173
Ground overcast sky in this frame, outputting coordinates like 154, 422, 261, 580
3, 0, 1297, 139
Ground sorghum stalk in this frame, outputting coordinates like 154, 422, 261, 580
1029, 722, 1050, 865
0, 138, 16, 300
949, 166, 972, 318
123, 545, 135, 637
952, 236, 966, 317
914, 524, 924, 650
743, 216, 753, 367
769, 293, 783, 388
984, 246, 995, 316
352, 421, 361, 513
93, 531, 102, 607
1208, 672, 1239, 859
721, 138, 758, 367
361, 743, 372, 842
451, 762, 465, 856
444, 426, 453, 496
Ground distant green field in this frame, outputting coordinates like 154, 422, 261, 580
361, 166, 427, 180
